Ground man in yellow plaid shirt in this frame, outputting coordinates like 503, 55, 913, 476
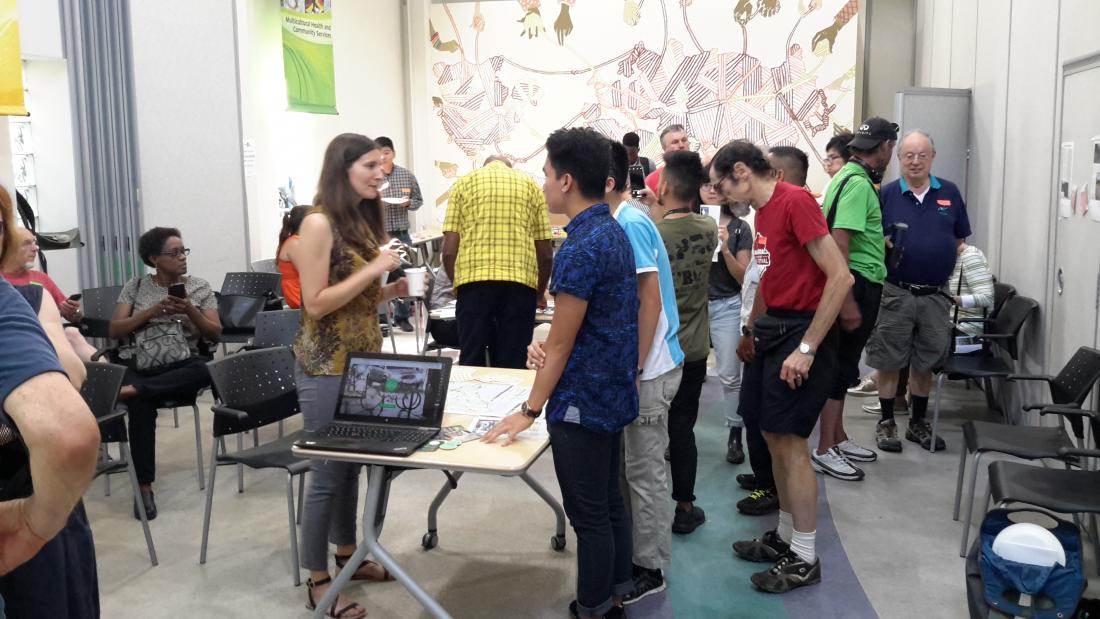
442, 157, 553, 368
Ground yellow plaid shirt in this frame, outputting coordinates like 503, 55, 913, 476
444, 161, 552, 290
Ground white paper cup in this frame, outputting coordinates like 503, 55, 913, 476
405, 267, 427, 297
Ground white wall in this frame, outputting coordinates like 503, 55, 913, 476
235, 0, 409, 261
862, 0, 916, 119
129, 0, 249, 286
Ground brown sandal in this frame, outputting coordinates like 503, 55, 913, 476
305, 576, 366, 618
334, 554, 395, 582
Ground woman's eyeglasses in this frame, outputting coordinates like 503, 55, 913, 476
158, 248, 191, 258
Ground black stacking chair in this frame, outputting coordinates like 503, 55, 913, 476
954, 347, 1100, 555
990, 282, 1016, 321
199, 346, 307, 585
77, 285, 124, 352
218, 272, 283, 353
981, 436, 1100, 575
249, 309, 301, 349
929, 295, 1040, 453
81, 362, 158, 566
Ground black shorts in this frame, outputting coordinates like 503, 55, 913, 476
740, 310, 838, 439
831, 271, 883, 400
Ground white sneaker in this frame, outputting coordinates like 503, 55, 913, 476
846, 376, 878, 397
810, 447, 864, 481
836, 439, 877, 462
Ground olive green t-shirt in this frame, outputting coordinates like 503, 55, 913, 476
656, 214, 718, 362
822, 162, 886, 283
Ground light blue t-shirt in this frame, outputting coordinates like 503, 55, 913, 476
614, 203, 685, 380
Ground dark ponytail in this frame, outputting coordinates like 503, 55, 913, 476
278, 204, 312, 250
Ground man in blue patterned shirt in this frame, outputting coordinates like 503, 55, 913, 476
484, 128, 637, 619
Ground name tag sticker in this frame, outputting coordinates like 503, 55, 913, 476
401, 187, 412, 193
936, 199, 951, 206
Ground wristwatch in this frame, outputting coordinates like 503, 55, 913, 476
520, 401, 542, 419
798, 342, 815, 356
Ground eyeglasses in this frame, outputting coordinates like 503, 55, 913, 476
901, 153, 930, 162
701, 183, 719, 193
158, 248, 191, 258
825, 154, 845, 163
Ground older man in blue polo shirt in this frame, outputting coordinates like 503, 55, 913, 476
865, 129, 970, 452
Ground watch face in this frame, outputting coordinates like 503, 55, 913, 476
799, 343, 811, 354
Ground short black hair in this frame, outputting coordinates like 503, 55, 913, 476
661, 150, 706, 203
711, 140, 773, 179
768, 145, 809, 187
545, 127, 611, 200
608, 140, 629, 192
826, 132, 853, 162
622, 132, 641, 148
139, 226, 181, 267
375, 136, 395, 150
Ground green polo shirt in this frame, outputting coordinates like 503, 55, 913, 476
822, 162, 886, 283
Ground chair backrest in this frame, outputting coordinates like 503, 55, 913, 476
988, 295, 1039, 359
79, 362, 128, 443
1051, 347, 1100, 406
252, 309, 301, 348
220, 272, 282, 298
991, 282, 1016, 320
250, 258, 279, 274
79, 285, 124, 338
206, 347, 300, 437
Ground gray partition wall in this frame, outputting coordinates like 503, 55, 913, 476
884, 87, 972, 201
60, 0, 144, 288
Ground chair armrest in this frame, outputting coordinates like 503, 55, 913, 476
974, 333, 1013, 341
1039, 405, 1094, 420
1058, 444, 1100, 459
211, 405, 249, 421
96, 409, 128, 425
956, 318, 994, 324
91, 346, 121, 363
1023, 401, 1072, 411
1008, 374, 1055, 384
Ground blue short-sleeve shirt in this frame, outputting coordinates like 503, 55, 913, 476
548, 203, 639, 433
880, 175, 972, 287
0, 278, 63, 428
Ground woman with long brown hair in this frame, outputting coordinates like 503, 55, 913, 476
294, 133, 406, 617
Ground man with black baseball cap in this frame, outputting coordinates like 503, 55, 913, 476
848, 117, 900, 152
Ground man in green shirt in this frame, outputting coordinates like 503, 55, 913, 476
811, 118, 897, 482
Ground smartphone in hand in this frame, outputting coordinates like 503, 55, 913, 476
67, 293, 83, 301
168, 283, 187, 299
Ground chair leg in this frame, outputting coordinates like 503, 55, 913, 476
198, 441, 220, 565
105, 468, 112, 497
253, 428, 259, 448
959, 452, 985, 557
237, 433, 245, 493
953, 445, 968, 520
286, 472, 301, 586
929, 373, 945, 454
278, 420, 284, 439
122, 443, 158, 566
192, 405, 205, 491
297, 472, 305, 525
173, 407, 179, 428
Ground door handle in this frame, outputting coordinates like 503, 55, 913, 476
1057, 267, 1064, 295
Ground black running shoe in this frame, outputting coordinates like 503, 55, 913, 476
737, 487, 779, 515
906, 420, 946, 451
672, 505, 706, 534
622, 566, 666, 606
736, 473, 762, 491
732, 529, 790, 563
396, 319, 414, 333
750, 551, 822, 594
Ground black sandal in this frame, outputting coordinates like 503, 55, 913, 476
334, 553, 395, 582
305, 576, 366, 618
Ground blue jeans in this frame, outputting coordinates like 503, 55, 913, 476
708, 295, 744, 427
295, 365, 362, 572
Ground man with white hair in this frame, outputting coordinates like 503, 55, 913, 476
643, 124, 691, 193
866, 129, 971, 452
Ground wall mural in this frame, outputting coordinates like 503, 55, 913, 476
423, 0, 859, 219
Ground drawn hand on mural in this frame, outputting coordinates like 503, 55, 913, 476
472, 1, 485, 32
758, 0, 780, 17
554, 4, 574, 45
518, 8, 547, 38
429, 20, 461, 53
733, 0, 755, 25
811, 20, 841, 55
623, 0, 641, 25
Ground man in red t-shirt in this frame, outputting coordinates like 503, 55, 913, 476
711, 141, 852, 594
643, 124, 692, 194
1, 228, 81, 322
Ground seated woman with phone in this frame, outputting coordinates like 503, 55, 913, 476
110, 227, 222, 520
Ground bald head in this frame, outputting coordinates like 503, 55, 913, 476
3, 226, 37, 272
897, 129, 936, 188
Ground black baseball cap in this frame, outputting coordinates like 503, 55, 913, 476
848, 117, 899, 150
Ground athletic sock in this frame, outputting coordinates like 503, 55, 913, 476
777, 510, 793, 543
879, 397, 895, 422
790, 529, 817, 563
910, 395, 929, 422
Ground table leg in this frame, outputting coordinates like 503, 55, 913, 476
312, 464, 453, 619
423, 471, 464, 549
520, 471, 568, 551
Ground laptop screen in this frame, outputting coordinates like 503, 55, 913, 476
335, 353, 451, 427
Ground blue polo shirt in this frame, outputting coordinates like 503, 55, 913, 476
548, 203, 639, 433
880, 175, 971, 287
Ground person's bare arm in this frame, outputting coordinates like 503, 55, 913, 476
184, 304, 222, 343
109, 300, 159, 340
831, 227, 861, 331
482, 292, 586, 446
442, 232, 460, 283
280, 235, 300, 263
36, 295, 86, 389
535, 239, 553, 301
636, 272, 660, 373
722, 247, 751, 285
298, 213, 398, 320
0, 372, 99, 575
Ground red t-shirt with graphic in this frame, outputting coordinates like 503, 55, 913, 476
753, 181, 830, 312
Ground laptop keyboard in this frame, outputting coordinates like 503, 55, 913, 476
323, 424, 437, 443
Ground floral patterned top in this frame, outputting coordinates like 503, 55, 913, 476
294, 210, 383, 376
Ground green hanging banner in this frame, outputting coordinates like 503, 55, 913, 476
281, 1, 337, 115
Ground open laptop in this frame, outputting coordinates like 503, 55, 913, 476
295, 352, 452, 457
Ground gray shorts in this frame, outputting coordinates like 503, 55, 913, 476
865, 282, 953, 373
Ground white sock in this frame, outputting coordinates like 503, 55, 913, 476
777, 510, 793, 543
790, 529, 816, 564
